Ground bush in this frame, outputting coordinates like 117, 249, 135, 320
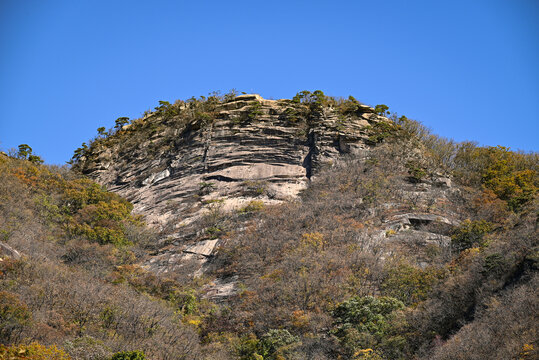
110, 350, 146, 360
0, 291, 31, 342
239, 200, 265, 214
405, 160, 427, 182
332, 296, 405, 357
257, 329, 300, 360
332, 296, 404, 338
381, 261, 446, 306
366, 121, 401, 144
0, 342, 71, 359
237, 329, 300, 360
451, 220, 492, 252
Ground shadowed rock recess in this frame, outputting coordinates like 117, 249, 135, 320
76, 94, 460, 277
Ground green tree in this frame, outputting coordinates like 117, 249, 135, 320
17, 144, 44, 164
332, 296, 405, 355
257, 329, 300, 360
97, 127, 107, 137
451, 219, 492, 252
114, 117, 130, 130
374, 104, 390, 116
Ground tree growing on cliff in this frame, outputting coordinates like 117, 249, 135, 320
16, 144, 44, 164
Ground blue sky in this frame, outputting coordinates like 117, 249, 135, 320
1, 0, 538, 164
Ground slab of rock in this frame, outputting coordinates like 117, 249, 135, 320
0, 242, 21, 259
183, 239, 219, 257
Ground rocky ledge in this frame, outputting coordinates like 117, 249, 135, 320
78, 94, 460, 276
80, 94, 383, 230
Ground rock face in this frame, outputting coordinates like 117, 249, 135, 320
81, 96, 381, 225
77, 94, 388, 273
78, 94, 461, 277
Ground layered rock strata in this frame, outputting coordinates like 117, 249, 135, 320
81, 96, 380, 225
78, 94, 460, 277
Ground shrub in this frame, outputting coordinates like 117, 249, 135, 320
257, 329, 300, 360
332, 296, 405, 357
110, 350, 146, 360
248, 101, 264, 121
405, 160, 427, 182
0, 342, 71, 359
332, 296, 404, 340
0, 291, 31, 342
239, 200, 265, 214
366, 121, 400, 144
451, 219, 492, 252
381, 261, 446, 306
453, 145, 538, 211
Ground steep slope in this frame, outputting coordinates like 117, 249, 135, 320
75, 93, 396, 274
65, 91, 537, 360
77, 94, 377, 228
2, 91, 537, 360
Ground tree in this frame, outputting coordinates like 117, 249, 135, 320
332, 296, 405, 355
17, 144, 32, 159
16, 144, 44, 164
374, 104, 390, 116
115, 117, 130, 130
97, 127, 108, 137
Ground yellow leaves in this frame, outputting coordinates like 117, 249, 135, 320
182, 314, 202, 327
519, 344, 535, 359
385, 229, 396, 237
300, 232, 326, 251
353, 347, 384, 359
333, 215, 364, 230
290, 310, 310, 331
455, 247, 481, 268
260, 269, 284, 282
0, 342, 71, 359
468, 145, 538, 211
239, 200, 265, 214
381, 259, 447, 306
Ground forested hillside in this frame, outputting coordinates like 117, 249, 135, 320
0, 91, 537, 359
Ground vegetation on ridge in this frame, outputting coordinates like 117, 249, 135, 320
0, 90, 537, 359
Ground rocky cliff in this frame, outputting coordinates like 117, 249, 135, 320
79, 95, 382, 227
76, 93, 459, 277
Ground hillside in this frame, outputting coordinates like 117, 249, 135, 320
1, 90, 538, 360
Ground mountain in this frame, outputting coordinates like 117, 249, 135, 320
1, 91, 537, 359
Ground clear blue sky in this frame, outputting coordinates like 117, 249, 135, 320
1, 0, 538, 164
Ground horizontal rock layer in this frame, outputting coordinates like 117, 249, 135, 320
80, 95, 381, 230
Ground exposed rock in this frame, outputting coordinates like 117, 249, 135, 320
142, 169, 170, 185
79, 94, 459, 278
203, 276, 239, 301
385, 213, 459, 228
0, 242, 21, 260
183, 239, 219, 257
80, 94, 379, 231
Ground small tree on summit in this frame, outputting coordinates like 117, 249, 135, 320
114, 117, 130, 130
16, 144, 44, 164
374, 104, 390, 116
17, 144, 33, 159
97, 127, 108, 138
